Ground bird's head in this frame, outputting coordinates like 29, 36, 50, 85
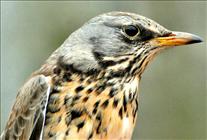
52, 11, 202, 78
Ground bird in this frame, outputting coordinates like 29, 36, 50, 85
1, 11, 202, 140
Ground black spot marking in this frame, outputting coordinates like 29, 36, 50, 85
96, 120, 102, 134
77, 121, 85, 132
63, 72, 72, 82
123, 95, 127, 112
119, 107, 123, 119
94, 100, 100, 108
73, 95, 81, 101
113, 98, 119, 108
87, 88, 94, 94
108, 88, 117, 97
95, 85, 105, 95
79, 77, 84, 82
82, 96, 89, 102
138, 55, 148, 70
92, 108, 97, 115
129, 92, 132, 101
96, 112, 102, 121
53, 67, 61, 75
65, 129, 70, 135
65, 110, 83, 126
117, 57, 129, 63
86, 69, 99, 76
99, 60, 116, 68
93, 51, 104, 61
101, 99, 109, 109
96, 112, 102, 134
133, 99, 139, 120
48, 131, 55, 137
75, 86, 84, 93
64, 95, 72, 106
71, 110, 82, 120
92, 100, 100, 115
88, 132, 93, 140
108, 70, 126, 78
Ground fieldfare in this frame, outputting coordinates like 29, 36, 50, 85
1, 11, 202, 140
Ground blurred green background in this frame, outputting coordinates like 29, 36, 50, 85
1, 1, 206, 139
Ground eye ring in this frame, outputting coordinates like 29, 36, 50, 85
122, 25, 140, 39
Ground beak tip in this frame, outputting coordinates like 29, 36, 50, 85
189, 35, 203, 44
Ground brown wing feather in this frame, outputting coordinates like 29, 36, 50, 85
1, 75, 51, 140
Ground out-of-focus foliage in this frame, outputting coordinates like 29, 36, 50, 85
1, 1, 206, 139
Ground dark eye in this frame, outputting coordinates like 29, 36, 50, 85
123, 25, 140, 37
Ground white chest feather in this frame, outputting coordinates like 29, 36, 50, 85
123, 78, 139, 102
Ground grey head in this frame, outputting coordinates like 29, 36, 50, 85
44, 11, 202, 76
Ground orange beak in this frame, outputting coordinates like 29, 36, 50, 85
150, 31, 203, 48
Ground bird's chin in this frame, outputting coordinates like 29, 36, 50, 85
149, 31, 203, 48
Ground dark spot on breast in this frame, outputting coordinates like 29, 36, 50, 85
108, 88, 117, 97
119, 107, 123, 119
63, 72, 72, 82
96, 120, 102, 134
64, 95, 73, 107
65, 129, 70, 135
123, 95, 127, 112
101, 99, 109, 109
82, 96, 89, 102
129, 92, 132, 100
99, 60, 117, 68
86, 69, 99, 76
77, 121, 85, 132
92, 100, 100, 115
71, 110, 83, 120
94, 100, 100, 108
96, 112, 102, 134
95, 85, 105, 95
113, 98, 119, 108
53, 67, 61, 75
79, 77, 84, 82
75, 86, 84, 93
65, 110, 83, 126
92, 107, 97, 115
93, 51, 104, 61
87, 88, 94, 94
73, 94, 81, 101
88, 132, 93, 140
48, 131, 55, 137
96, 112, 102, 121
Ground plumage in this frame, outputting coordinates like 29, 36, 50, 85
1, 11, 202, 140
